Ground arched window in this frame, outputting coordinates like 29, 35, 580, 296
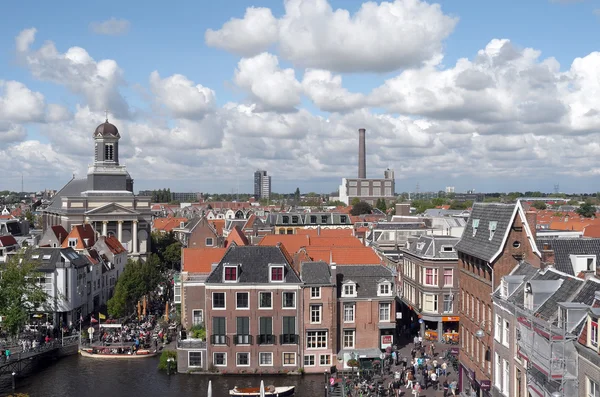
105, 144, 114, 161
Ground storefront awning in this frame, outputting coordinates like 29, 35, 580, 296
339, 348, 382, 359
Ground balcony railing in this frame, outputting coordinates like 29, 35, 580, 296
257, 334, 276, 345
233, 334, 253, 345
210, 334, 229, 346
177, 339, 207, 349
279, 334, 299, 345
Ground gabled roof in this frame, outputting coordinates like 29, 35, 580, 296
51, 225, 69, 245
301, 261, 331, 285
305, 247, 381, 265
225, 226, 249, 247
456, 202, 540, 263
45, 178, 87, 212
183, 248, 227, 273
62, 224, 96, 250
403, 235, 459, 260
336, 265, 394, 299
0, 235, 18, 247
205, 246, 301, 284
153, 217, 188, 232
104, 236, 127, 254
550, 238, 600, 275
210, 219, 225, 236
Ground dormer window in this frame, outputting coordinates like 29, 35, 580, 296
340, 215, 347, 223
472, 219, 480, 236
321, 215, 328, 223
282, 216, 289, 224
378, 282, 392, 296
501, 279, 509, 299
292, 215, 299, 224
310, 215, 317, 224
441, 246, 454, 252
591, 319, 598, 347
416, 242, 425, 250
68, 238, 77, 247
489, 221, 498, 240
270, 266, 284, 282
342, 282, 357, 297
224, 265, 239, 282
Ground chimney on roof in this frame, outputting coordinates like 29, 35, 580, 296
84, 238, 89, 247
358, 128, 366, 179
317, 225, 321, 236
330, 262, 337, 284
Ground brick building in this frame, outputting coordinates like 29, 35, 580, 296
204, 245, 303, 372
455, 202, 540, 396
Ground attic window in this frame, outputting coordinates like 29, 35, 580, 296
42, 255, 51, 260
310, 215, 317, 224
340, 215, 347, 223
489, 221, 498, 240
416, 242, 425, 250
32, 255, 40, 259
282, 216, 289, 224
224, 265, 238, 282
321, 215, 328, 223
292, 216, 299, 224
270, 266, 284, 282
68, 238, 77, 247
512, 226, 523, 232
587, 257, 595, 271
472, 219, 480, 236
342, 282, 357, 297
378, 282, 392, 296
442, 246, 454, 252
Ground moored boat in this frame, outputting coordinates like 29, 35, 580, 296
229, 385, 295, 396
80, 346, 157, 359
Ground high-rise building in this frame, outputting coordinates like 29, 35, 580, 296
254, 170, 271, 200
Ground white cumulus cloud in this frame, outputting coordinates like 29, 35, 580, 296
89, 17, 131, 36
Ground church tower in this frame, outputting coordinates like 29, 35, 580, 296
86, 114, 133, 193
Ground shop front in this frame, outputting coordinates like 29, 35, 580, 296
441, 316, 460, 343
459, 363, 492, 397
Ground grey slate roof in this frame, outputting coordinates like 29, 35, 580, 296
550, 238, 600, 275
423, 209, 470, 218
205, 245, 301, 284
403, 235, 459, 260
535, 276, 583, 321
31, 247, 89, 272
45, 178, 87, 212
455, 203, 517, 262
301, 261, 332, 285
336, 265, 394, 299
571, 279, 600, 306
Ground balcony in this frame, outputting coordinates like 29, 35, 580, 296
279, 334, 299, 345
233, 334, 253, 345
177, 339, 207, 349
257, 334, 276, 345
210, 334, 229, 346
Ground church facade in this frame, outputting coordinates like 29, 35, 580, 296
42, 118, 152, 259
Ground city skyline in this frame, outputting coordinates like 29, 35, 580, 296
2, 0, 600, 194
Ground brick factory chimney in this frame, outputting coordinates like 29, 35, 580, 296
358, 128, 366, 178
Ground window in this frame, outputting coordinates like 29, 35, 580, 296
310, 215, 317, 224
205, 237, 214, 246
494, 352, 501, 388
501, 279, 509, 298
472, 219, 480, 235
282, 292, 295, 308
236, 292, 249, 309
306, 331, 327, 349
342, 283, 356, 297
259, 352, 273, 366
304, 355, 315, 366
424, 268, 438, 286
213, 352, 226, 366
311, 287, 321, 299
378, 282, 391, 296
503, 359, 510, 395
320, 354, 331, 366
588, 378, 600, 397
259, 292, 272, 309
212, 317, 226, 344
321, 215, 328, 223
512, 241, 521, 248
270, 266, 284, 282
104, 143, 114, 161
443, 294, 453, 313
283, 353, 296, 366
443, 269, 453, 286
282, 216, 289, 224
310, 305, 322, 324
343, 303, 355, 322
224, 266, 237, 282
423, 294, 438, 313
189, 351, 202, 367
212, 292, 225, 309
192, 309, 203, 326
592, 321, 598, 347
343, 330, 355, 348
503, 320, 510, 347
495, 314, 502, 342
489, 221, 498, 240
174, 284, 181, 303
235, 317, 250, 344
68, 238, 77, 247
236, 352, 250, 366
259, 317, 273, 345
282, 316, 296, 343
379, 302, 391, 321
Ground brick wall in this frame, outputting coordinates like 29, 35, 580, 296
303, 285, 337, 373
579, 353, 600, 397
181, 283, 205, 329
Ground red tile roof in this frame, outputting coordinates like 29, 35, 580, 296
62, 224, 96, 250
225, 226, 249, 247
182, 248, 227, 273
104, 236, 127, 254
308, 236, 363, 248
153, 217, 188, 232
304, 247, 381, 265
51, 225, 69, 245
211, 219, 225, 236
259, 235, 310, 253
0, 235, 18, 247
296, 229, 354, 237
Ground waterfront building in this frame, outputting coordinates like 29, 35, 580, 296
455, 202, 540, 396
42, 118, 152, 259
398, 236, 460, 342
205, 245, 303, 372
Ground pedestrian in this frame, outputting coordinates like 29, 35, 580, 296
413, 335, 419, 346
406, 371, 414, 390
329, 375, 335, 393
392, 350, 397, 365
430, 371, 438, 390
430, 343, 436, 357
441, 361, 448, 376
412, 382, 421, 397
443, 379, 449, 397
5, 348, 10, 361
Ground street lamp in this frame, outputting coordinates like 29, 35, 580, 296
475, 320, 494, 339
379, 352, 385, 375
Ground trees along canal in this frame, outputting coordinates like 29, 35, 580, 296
107, 254, 164, 318
0, 251, 50, 338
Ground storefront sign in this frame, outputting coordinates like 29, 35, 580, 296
396, 312, 402, 319
381, 335, 393, 349
480, 380, 491, 390
450, 347, 460, 355
442, 316, 460, 322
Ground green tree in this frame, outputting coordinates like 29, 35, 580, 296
0, 252, 50, 338
326, 200, 346, 207
350, 197, 361, 206
576, 202, 597, 218
294, 187, 300, 203
107, 255, 164, 318
531, 201, 547, 210
411, 199, 435, 214
350, 201, 373, 216
375, 198, 387, 212
163, 242, 182, 271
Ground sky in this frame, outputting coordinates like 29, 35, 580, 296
2, 0, 600, 195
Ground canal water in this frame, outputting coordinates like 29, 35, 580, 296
0, 355, 326, 397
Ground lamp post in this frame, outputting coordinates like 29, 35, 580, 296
167, 357, 174, 376
11, 372, 16, 391
474, 319, 494, 339
350, 352, 356, 378
380, 352, 385, 376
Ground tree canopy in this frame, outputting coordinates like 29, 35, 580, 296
576, 202, 597, 218
530, 201, 547, 210
350, 201, 373, 216
107, 255, 164, 318
375, 198, 387, 212
0, 252, 50, 337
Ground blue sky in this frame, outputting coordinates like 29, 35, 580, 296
2, 0, 600, 194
